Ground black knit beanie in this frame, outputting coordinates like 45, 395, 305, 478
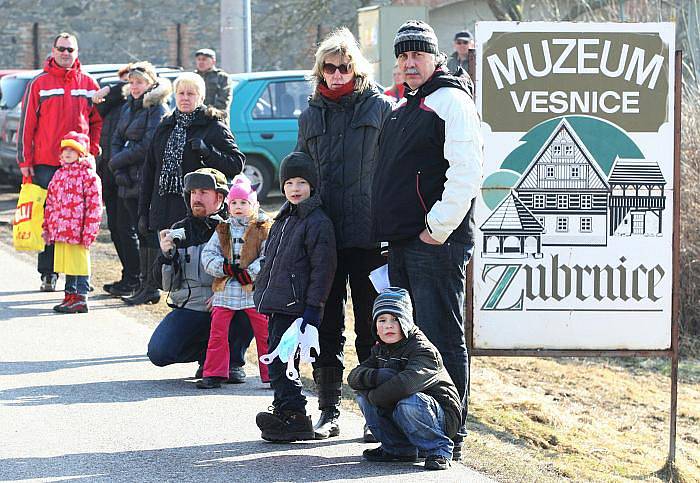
394, 20, 439, 58
279, 151, 318, 191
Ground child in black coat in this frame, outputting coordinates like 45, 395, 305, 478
254, 151, 337, 442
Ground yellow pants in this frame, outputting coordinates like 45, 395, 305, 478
53, 242, 90, 276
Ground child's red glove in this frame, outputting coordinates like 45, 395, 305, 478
223, 259, 253, 285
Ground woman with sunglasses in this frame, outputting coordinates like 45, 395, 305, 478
108, 61, 173, 305
296, 27, 393, 441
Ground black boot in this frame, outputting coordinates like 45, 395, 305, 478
123, 248, 160, 305
313, 367, 343, 439
256, 407, 314, 442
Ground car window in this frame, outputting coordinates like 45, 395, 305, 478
0, 77, 29, 109
251, 80, 311, 119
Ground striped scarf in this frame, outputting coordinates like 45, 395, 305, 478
158, 108, 197, 196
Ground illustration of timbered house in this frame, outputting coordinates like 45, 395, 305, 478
608, 157, 666, 236
514, 118, 610, 246
480, 191, 544, 258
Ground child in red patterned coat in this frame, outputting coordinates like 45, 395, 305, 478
42, 131, 103, 313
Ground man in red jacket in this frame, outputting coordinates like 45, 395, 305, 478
17, 32, 103, 292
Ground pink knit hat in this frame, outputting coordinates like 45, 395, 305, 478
227, 174, 257, 204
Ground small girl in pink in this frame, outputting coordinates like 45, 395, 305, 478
43, 131, 103, 314
199, 175, 271, 388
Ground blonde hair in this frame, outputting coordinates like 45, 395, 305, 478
173, 72, 206, 105
127, 61, 157, 85
311, 27, 372, 96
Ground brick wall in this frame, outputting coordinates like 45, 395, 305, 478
0, 0, 220, 70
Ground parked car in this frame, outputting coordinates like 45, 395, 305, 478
228, 70, 312, 200
0, 65, 182, 183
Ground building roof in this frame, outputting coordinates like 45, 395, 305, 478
608, 157, 666, 185
481, 191, 544, 233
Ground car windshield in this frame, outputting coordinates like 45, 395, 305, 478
0, 77, 29, 109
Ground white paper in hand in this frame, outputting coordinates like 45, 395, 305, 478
369, 264, 390, 293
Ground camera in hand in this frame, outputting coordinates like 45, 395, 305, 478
170, 227, 186, 245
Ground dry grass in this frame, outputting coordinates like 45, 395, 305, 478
680, 95, 700, 341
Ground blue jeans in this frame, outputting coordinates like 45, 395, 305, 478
65, 275, 90, 295
388, 237, 472, 439
148, 308, 244, 368
357, 393, 453, 459
267, 313, 306, 413
33, 165, 59, 276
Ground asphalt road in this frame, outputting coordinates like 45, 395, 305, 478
0, 240, 491, 482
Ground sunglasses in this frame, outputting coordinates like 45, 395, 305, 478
54, 46, 75, 53
322, 62, 351, 75
129, 66, 147, 73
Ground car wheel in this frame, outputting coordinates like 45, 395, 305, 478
243, 156, 273, 201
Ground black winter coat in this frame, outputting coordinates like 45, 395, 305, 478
347, 321, 462, 439
296, 86, 393, 249
110, 82, 171, 199
138, 106, 245, 232
96, 81, 127, 196
254, 195, 337, 317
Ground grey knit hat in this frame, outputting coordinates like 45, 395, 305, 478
279, 151, 318, 190
394, 20, 439, 58
372, 287, 414, 338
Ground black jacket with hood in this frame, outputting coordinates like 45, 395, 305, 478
296, 85, 393, 249
372, 69, 477, 245
96, 80, 128, 196
138, 105, 244, 232
110, 80, 172, 199
253, 194, 337, 317
347, 296, 462, 438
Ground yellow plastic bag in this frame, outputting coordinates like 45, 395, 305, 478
13, 177, 47, 252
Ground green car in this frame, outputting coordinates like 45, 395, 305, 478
229, 70, 312, 200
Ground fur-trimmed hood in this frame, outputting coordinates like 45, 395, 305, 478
120, 77, 173, 108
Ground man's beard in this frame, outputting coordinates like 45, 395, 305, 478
191, 204, 207, 217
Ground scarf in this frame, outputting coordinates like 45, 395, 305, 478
158, 108, 198, 196
318, 79, 355, 102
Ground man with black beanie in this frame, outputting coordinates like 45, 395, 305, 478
371, 19, 484, 461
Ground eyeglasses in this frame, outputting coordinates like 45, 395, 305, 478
129, 66, 147, 73
54, 46, 75, 53
322, 63, 351, 75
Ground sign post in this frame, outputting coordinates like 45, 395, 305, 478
471, 22, 680, 463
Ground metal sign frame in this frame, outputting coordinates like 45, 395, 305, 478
465, 47, 681, 464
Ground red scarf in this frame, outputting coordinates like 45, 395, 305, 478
318, 79, 355, 101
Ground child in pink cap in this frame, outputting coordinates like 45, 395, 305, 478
199, 174, 271, 388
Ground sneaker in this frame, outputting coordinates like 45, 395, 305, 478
424, 455, 450, 471
363, 424, 377, 443
362, 446, 417, 463
226, 366, 246, 384
62, 294, 88, 314
196, 376, 226, 389
256, 408, 315, 442
40, 274, 58, 292
53, 293, 75, 312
